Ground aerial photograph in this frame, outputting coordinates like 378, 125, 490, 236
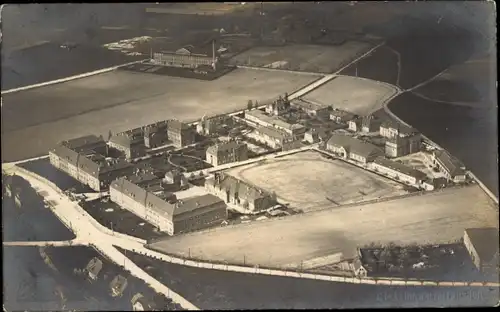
1, 2, 498, 310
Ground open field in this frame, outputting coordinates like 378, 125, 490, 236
303, 76, 398, 115
340, 45, 400, 87
150, 185, 498, 269
1, 68, 320, 162
229, 43, 373, 74
226, 150, 407, 212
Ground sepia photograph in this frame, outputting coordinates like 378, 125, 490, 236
1, 2, 498, 310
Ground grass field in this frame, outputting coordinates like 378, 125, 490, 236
303, 75, 399, 115
225, 150, 407, 212
150, 184, 498, 269
1, 69, 320, 162
230, 43, 373, 74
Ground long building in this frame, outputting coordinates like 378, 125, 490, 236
463, 228, 499, 274
254, 126, 295, 149
291, 98, 330, 118
151, 42, 218, 70
110, 176, 227, 235
49, 135, 134, 192
371, 157, 427, 186
431, 149, 467, 183
326, 134, 383, 165
205, 172, 275, 213
245, 109, 305, 136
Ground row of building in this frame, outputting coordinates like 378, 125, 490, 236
108, 119, 195, 160
150, 41, 219, 71
325, 133, 464, 187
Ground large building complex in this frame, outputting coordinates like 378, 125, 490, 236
110, 176, 227, 235
431, 149, 467, 183
151, 42, 218, 70
326, 134, 383, 165
206, 141, 248, 166
49, 135, 134, 192
254, 126, 295, 149
205, 172, 275, 212
245, 109, 306, 137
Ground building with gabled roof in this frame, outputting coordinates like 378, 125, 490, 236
431, 149, 467, 183
205, 172, 275, 212
291, 98, 330, 118
326, 134, 383, 164
206, 140, 248, 166
245, 109, 305, 136
110, 274, 128, 297
371, 157, 427, 185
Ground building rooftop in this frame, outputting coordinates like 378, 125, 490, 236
256, 126, 290, 141
246, 109, 304, 132
168, 119, 191, 132
173, 194, 225, 216
327, 134, 382, 158
465, 228, 499, 264
433, 149, 466, 177
206, 141, 246, 155
206, 173, 272, 203
330, 109, 356, 120
63, 134, 106, 151
380, 119, 417, 135
373, 157, 427, 180
291, 98, 329, 111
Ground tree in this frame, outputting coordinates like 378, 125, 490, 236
247, 100, 254, 110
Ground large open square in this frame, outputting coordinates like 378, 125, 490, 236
1, 68, 321, 161
225, 150, 408, 212
150, 184, 498, 270
229, 43, 373, 74
302, 75, 399, 115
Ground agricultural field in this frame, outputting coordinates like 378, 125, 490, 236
225, 150, 407, 212
339, 45, 400, 87
229, 42, 373, 74
2, 68, 320, 162
303, 75, 399, 116
150, 184, 498, 270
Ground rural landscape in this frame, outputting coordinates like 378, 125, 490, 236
2, 2, 498, 310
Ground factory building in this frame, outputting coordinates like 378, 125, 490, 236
205, 172, 275, 213
463, 228, 499, 274
326, 134, 383, 165
291, 98, 330, 119
245, 109, 305, 136
167, 119, 195, 148
110, 176, 227, 235
371, 157, 427, 185
206, 141, 248, 166
151, 41, 218, 70
265, 95, 290, 116
431, 149, 467, 183
49, 135, 134, 192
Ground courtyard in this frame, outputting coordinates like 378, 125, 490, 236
394, 151, 447, 180
302, 75, 399, 116
225, 150, 407, 212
